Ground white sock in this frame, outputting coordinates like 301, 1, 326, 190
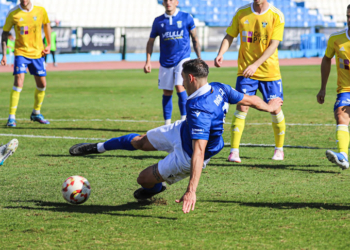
9, 114, 15, 120
181, 115, 186, 121
275, 147, 283, 151
32, 109, 40, 115
97, 143, 106, 153
165, 119, 171, 125
340, 152, 348, 160
230, 148, 239, 153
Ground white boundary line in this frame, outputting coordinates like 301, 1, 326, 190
0, 118, 337, 127
0, 133, 333, 149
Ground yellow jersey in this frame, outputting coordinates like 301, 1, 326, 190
3, 4, 50, 59
325, 29, 350, 94
226, 3, 285, 81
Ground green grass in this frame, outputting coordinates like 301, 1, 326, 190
0, 65, 349, 249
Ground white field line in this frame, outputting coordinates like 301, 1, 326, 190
0, 133, 333, 149
0, 118, 337, 127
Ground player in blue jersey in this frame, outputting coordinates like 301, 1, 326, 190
69, 60, 282, 214
144, 0, 201, 125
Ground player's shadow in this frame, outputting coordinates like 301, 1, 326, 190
11, 127, 147, 133
6, 200, 177, 220
38, 154, 165, 160
204, 200, 350, 211
209, 163, 340, 174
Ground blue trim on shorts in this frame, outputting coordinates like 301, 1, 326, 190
235, 76, 284, 103
334, 92, 350, 111
13, 56, 46, 77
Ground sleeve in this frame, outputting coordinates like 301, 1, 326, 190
188, 14, 196, 31
150, 19, 158, 38
3, 13, 14, 32
187, 110, 212, 141
271, 12, 285, 41
42, 7, 50, 24
223, 84, 244, 104
325, 36, 335, 59
226, 12, 239, 38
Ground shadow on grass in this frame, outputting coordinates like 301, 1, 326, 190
11, 127, 147, 133
6, 200, 177, 220
210, 163, 340, 174
38, 154, 165, 160
204, 200, 350, 210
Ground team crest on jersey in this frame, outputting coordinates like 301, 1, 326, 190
339, 58, 350, 70
161, 23, 164, 28
262, 21, 268, 28
177, 21, 182, 28
33, 16, 37, 21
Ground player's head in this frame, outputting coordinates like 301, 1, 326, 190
182, 59, 209, 93
20, 0, 31, 8
253, 0, 267, 5
163, 0, 179, 13
347, 4, 350, 28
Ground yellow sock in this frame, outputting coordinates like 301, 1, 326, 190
271, 110, 286, 149
336, 125, 349, 156
230, 111, 247, 149
33, 87, 46, 113
9, 86, 22, 115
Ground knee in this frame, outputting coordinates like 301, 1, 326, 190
163, 90, 173, 96
14, 75, 24, 87
137, 172, 147, 186
131, 134, 146, 150
237, 104, 249, 113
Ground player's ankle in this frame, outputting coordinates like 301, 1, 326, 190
230, 148, 239, 153
275, 147, 283, 151
340, 152, 348, 160
97, 143, 106, 153
9, 114, 15, 120
32, 109, 40, 115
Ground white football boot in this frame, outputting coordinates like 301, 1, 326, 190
272, 149, 284, 160
228, 151, 241, 163
0, 139, 19, 166
326, 150, 349, 170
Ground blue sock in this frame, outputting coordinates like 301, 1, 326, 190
103, 133, 140, 151
143, 183, 162, 193
162, 95, 173, 120
177, 91, 187, 116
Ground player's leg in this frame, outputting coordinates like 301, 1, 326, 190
259, 80, 285, 160
8, 56, 28, 127
228, 77, 258, 163
0, 139, 19, 166
28, 58, 50, 124
159, 65, 175, 125
174, 58, 190, 121
51, 51, 57, 67
326, 97, 350, 169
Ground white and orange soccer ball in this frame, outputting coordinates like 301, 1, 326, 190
61, 176, 91, 204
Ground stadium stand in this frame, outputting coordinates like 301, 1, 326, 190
0, 0, 16, 27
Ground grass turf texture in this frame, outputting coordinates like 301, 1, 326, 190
0, 65, 349, 249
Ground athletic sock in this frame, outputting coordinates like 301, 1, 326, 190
336, 125, 349, 157
177, 91, 187, 117
9, 86, 22, 117
143, 183, 162, 193
33, 87, 46, 114
271, 110, 286, 149
162, 95, 173, 122
230, 110, 247, 149
103, 133, 140, 151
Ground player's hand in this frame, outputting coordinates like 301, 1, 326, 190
268, 97, 283, 112
42, 45, 51, 56
144, 62, 152, 73
243, 64, 258, 78
214, 55, 223, 67
1, 56, 7, 66
317, 89, 326, 104
176, 190, 196, 214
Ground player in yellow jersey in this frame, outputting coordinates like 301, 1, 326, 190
214, 0, 286, 162
317, 5, 350, 170
1, 0, 51, 127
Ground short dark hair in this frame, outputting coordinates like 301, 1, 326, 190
348, 4, 350, 9
182, 59, 209, 78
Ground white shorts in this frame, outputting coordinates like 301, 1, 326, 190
158, 58, 190, 90
147, 120, 210, 185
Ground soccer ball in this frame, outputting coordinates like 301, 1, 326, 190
61, 176, 91, 204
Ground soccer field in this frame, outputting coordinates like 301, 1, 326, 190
1, 65, 349, 249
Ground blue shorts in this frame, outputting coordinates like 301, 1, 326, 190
334, 92, 350, 111
235, 76, 284, 103
13, 56, 46, 77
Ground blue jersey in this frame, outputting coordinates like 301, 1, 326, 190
150, 10, 195, 68
180, 82, 244, 160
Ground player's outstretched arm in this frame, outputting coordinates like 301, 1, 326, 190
42, 24, 51, 56
144, 38, 155, 73
176, 139, 208, 214
214, 34, 234, 67
239, 95, 283, 113
317, 55, 332, 104
1, 31, 9, 66
243, 39, 280, 78
190, 28, 201, 59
